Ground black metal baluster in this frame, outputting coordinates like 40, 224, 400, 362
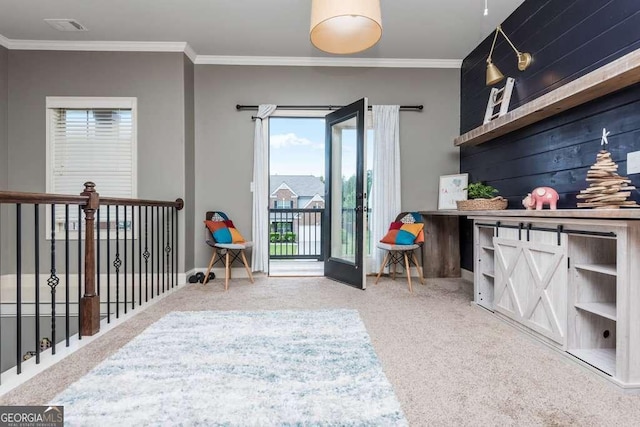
156, 206, 160, 295
138, 206, 142, 306
150, 206, 154, 299
65, 205, 70, 346
16, 204, 22, 374
144, 206, 149, 302
48, 204, 59, 355
123, 206, 127, 314
106, 207, 111, 323
171, 207, 175, 288
115, 206, 121, 318
175, 207, 179, 287
131, 206, 135, 310
77, 205, 82, 340
161, 207, 165, 293
34, 204, 40, 363
164, 207, 169, 292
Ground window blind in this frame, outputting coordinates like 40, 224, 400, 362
49, 108, 135, 227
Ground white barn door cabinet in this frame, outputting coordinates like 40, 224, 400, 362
472, 214, 640, 391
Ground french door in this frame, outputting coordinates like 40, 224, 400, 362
323, 98, 367, 289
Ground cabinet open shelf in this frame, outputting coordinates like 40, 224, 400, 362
569, 348, 616, 376
482, 271, 495, 279
575, 302, 617, 321
574, 263, 617, 276
481, 245, 494, 251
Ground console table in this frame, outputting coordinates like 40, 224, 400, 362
466, 210, 640, 391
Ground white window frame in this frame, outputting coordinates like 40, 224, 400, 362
45, 96, 138, 239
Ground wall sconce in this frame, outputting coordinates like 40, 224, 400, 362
310, 0, 382, 55
486, 25, 532, 86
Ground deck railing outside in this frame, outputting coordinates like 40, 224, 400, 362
0, 182, 183, 384
268, 208, 371, 261
269, 208, 323, 260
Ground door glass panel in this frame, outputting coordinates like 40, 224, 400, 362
331, 116, 357, 264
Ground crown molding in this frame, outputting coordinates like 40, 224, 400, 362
194, 55, 462, 68
8, 38, 190, 53
0, 33, 462, 68
183, 43, 197, 63
0, 33, 196, 61
0, 34, 10, 49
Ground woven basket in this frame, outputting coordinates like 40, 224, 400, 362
456, 197, 508, 211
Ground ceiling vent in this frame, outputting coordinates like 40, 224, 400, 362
44, 19, 88, 32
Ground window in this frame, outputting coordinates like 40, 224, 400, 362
275, 200, 293, 209
46, 97, 137, 236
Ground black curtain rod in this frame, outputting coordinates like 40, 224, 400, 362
236, 104, 423, 112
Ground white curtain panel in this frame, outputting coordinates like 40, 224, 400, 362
369, 105, 401, 273
251, 104, 277, 273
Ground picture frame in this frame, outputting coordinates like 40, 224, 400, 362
438, 173, 469, 210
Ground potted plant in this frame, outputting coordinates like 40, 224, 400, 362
457, 182, 507, 211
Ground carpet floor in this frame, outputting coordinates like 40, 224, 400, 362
2, 275, 640, 426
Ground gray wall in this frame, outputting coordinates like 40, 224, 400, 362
183, 56, 195, 271
193, 65, 460, 268
3, 50, 189, 272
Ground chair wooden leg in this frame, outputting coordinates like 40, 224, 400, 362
375, 252, 390, 284
204, 251, 217, 285
412, 252, 425, 284
392, 252, 397, 280
404, 252, 413, 293
240, 250, 254, 283
225, 252, 230, 291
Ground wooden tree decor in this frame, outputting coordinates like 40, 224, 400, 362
577, 129, 639, 209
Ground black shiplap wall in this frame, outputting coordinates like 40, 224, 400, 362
459, 0, 640, 271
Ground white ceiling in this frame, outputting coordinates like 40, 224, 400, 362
0, 0, 526, 61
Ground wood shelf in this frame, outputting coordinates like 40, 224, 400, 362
454, 48, 640, 147
575, 302, 617, 321
481, 245, 494, 251
482, 271, 495, 279
574, 263, 617, 276
569, 348, 616, 376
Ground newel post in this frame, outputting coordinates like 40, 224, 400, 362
80, 182, 100, 336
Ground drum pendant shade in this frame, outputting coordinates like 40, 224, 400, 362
310, 0, 382, 54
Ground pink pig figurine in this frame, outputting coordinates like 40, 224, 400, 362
522, 187, 559, 210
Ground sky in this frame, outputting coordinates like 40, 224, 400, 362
269, 117, 373, 178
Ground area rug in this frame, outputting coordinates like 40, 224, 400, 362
52, 309, 407, 426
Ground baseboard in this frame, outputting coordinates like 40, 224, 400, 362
187, 267, 253, 280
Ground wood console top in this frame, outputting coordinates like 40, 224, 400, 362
420, 209, 640, 219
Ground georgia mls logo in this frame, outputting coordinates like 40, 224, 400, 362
0, 405, 64, 426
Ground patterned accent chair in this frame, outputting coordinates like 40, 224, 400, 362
204, 211, 254, 291
374, 212, 425, 292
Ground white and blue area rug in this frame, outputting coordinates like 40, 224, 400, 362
53, 309, 407, 426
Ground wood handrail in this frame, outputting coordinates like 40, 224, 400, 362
0, 190, 87, 205
0, 181, 184, 338
0, 186, 184, 210
101, 196, 184, 210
